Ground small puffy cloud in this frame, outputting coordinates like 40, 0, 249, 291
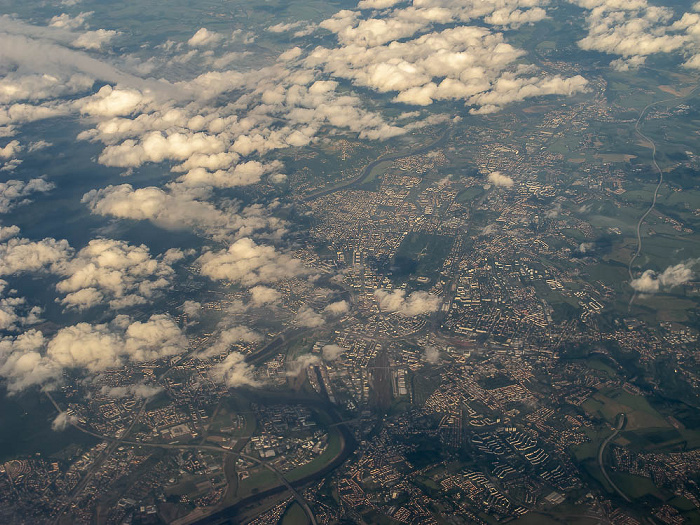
203, 326, 262, 357
287, 353, 320, 375
374, 289, 440, 316
545, 202, 562, 218
0, 103, 72, 127
100, 383, 163, 399
578, 242, 595, 254
293, 24, 317, 38
0, 293, 43, 331
46, 314, 186, 372
97, 130, 225, 168
198, 238, 308, 285
249, 285, 281, 306
0, 237, 72, 275
219, 326, 262, 343
28, 140, 52, 152
571, 0, 700, 69
0, 140, 21, 159
210, 352, 259, 388
487, 171, 514, 188
72, 29, 119, 50
177, 160, 283, 189
655, 262, 695, 287
181, 300, 202, 318
0, 330, 56, 392
324, 300, 350, 316
268, 21, 306, 33
0, 225, 19, 241
423, 345, 440, 364
610, 55, 647, 71
322, 343, 344, 361
295, 306, 325, 328
49, 12, 92, 30
0, 178, 54, 213
0, 235, 175, 311
0, 73, 93, 104
357, 0, 404, 9
82, 184, 282, 241
631, 270, 663, 293
161, 247, 191, 265
78, 86, 145, 118
54, 238, 176, 310
309, 18, 588, 113
485, 7, 548, 28
188, 28, 222, 47
631, 260, 697, 293
123, 315, 188, 361
51, 411, 78, 431
279, 47, 303, 61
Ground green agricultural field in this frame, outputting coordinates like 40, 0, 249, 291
629, 427, 700, 452
571, 440, 599, 462
583, 262, 629, 291
281, 502, 311, 525
633, 294, 699, 323
681, 510, 700, 524
610, 473, 664, 500
581, 461, 614, 493
670, 496, 698, 512
582, 389, 670, 430
236, 467, 278, 499
515, 512, 600, 525
632, 233, 700, 264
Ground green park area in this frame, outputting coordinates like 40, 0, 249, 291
394, 232, 454, 279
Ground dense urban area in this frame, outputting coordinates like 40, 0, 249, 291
2, 0, 700, 524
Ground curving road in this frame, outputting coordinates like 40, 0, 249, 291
628, 86, 700, 306
46, 389, 332, 525
628, 98, 676, 303
597, 413, 631, 503
47, 392, 150, 525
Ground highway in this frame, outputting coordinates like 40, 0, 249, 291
597, 413, 631, 503
47, 392, 150, 525
43, 377, 361, 525
628, 85, 700, 306
46, 393, 320, 525
628, 98, 675, 301
44, 314, 358, 524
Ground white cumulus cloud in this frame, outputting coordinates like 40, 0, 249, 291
197, 238, 308, 285
631, 260, 697, 293
487, 171, 514, 188
374, 289, 440, 316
